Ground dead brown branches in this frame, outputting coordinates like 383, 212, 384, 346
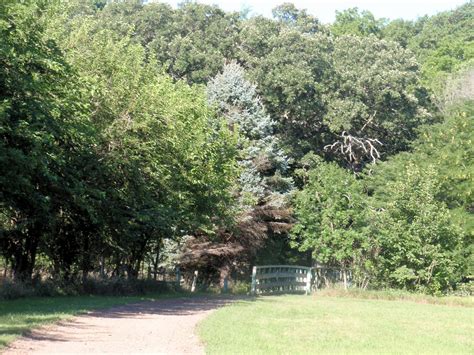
324, 131, 383, 166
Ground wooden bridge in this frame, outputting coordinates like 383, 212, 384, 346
251, 265, 352, 295
251, 265, 312, 295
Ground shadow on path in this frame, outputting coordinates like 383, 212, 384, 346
87, 295, 247, 318
9, 295, 254, 347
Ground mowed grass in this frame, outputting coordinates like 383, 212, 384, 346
0, 295, 149, 348
198, 293, 474, 354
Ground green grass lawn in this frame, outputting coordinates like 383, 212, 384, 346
198, 293, 474, 354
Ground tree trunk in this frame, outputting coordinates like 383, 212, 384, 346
12, 233, 38, 282
153, 243, 161, 280
219, 264, 230, 289
99, 256, 105, 278
81, 236, 90, 283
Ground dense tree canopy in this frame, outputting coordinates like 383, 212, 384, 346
324, 35, 430, 169
1, 0, 238, 281
371, 164, 463, 293
291, 155, 374, 285
0, 0, 472, 293
332, 8, 384, 37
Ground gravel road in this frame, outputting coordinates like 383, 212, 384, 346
3, 296, 233, 355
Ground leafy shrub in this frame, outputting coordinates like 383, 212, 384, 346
451, 281, 474, 297
79, 277, 173, 296
372, 164, 463, 293
231, 281, 251, 295
0, 277, 174, 300
0, 279, 34, 299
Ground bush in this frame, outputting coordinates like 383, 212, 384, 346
80, 277, 172, 296
231, 281, 251, 295
33, 279, 65, 297
0, 277, 174, 300
451, 281, 474, 297
0, 279, 35, 299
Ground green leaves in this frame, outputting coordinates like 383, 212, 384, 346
1, 0, 471, 291
371, 164, 463, 292
291, 158, 373, 275
383, 2, 473, 88
323, 35, 429, 169
0, 1, 239, 280
367, 101, 473, 289
332, 8, 385, 37
0, 0, 99, 279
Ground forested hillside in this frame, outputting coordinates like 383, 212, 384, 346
1, 0, 472, 294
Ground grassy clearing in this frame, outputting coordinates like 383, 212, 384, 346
198, 293, 474, 354
0, 292, 188, 348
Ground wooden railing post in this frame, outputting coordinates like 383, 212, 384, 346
251, 266, 257, 294
175, 267, 181, 289
223, 276, 228, 293
305, 267, 312, 295
191, 270, 198, 292
314, 268, 319, 291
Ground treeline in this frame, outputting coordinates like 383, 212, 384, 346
0, 0, 472, 294
0, 0, 238, 282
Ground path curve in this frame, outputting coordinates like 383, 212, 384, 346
3, 296, 234, 355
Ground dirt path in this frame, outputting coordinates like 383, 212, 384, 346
3, 296, 234, 355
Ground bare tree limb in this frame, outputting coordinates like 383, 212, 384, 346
324, 132, 383, 167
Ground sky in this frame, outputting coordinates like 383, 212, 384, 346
158, 0, 467, 23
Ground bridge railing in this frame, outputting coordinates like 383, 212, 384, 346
251, 265, 312, 295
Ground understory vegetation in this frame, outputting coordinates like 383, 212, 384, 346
0, 0, 473, 297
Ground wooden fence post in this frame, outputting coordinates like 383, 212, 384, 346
305, 268, 312, 295
175, 267, 181, 289
223, 276, 228, 293
251, 266, 257, 294
191, 270, 198, 292
314, 268, 319, 291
